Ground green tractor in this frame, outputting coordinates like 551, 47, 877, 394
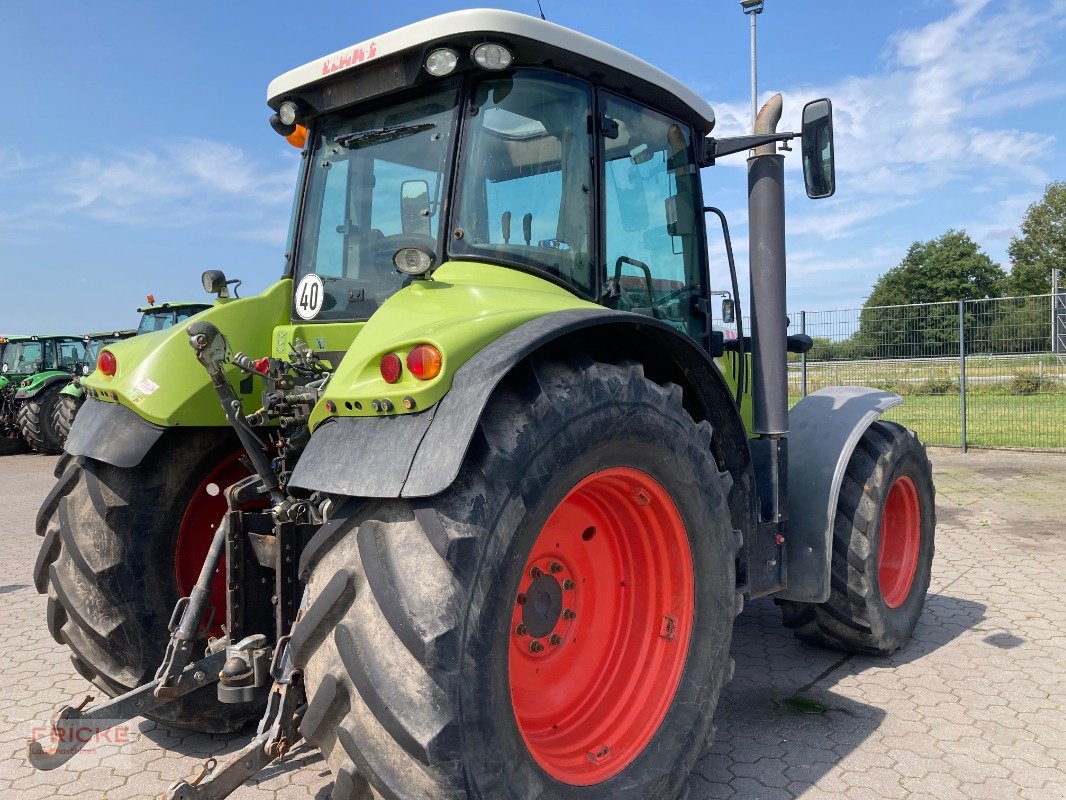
50, 300, 211, 446
0, 336, 31, 454
52, 330, 136, 448
0, 335, 86, 454
31, 11, 935, 800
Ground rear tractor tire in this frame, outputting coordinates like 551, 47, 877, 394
18, 383, 66, 454
34, 430, 264, 732
293, 357, 743, 800
51, 393, 82, 448
779, 420, 935, 654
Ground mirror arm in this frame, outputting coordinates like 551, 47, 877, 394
699, 132, 796, 166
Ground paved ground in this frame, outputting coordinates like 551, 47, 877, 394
0, 449, 1063, 799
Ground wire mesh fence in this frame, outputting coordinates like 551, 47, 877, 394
780, 290, 1066, 451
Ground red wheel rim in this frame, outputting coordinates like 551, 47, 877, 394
175, 451, 258, 635
508, 467, 694, 786
877, 475, 921, 609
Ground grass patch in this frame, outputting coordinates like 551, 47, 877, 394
789, 392, 1066, 449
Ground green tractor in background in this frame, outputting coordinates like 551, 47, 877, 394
30, 11, 936, 800
0, 335, 85, 454
52, 330, 136, 447
51, 299, 211, 446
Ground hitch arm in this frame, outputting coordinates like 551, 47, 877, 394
186, 321, 285, 504
27, 651, 226, 770
163, 635, 306, 800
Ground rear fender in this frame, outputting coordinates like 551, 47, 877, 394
776, 386, 903, 603
13, 372, 70, 401
290, 309, 756, 546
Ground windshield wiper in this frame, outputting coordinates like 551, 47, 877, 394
335, 122, 436, 150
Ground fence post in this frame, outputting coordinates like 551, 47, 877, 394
1054, 268, 1061, 355
800, 310, 808, 397
959, 299, 967, 453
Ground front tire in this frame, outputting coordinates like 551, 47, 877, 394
51, 393, 82, 448
779, 421, 935, 654
18, 383, 65, 454
34, 429, 263, 731
294, 357, 741, 800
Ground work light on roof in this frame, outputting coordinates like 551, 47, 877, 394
472, 43, 513, 70
425, 47, 459, 76
278, 101, 299, 127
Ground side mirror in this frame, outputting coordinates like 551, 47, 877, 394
721, 298, 736, 324
400, 180, 431, 236
801, 98, 836, 199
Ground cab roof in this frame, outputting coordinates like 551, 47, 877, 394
0, 334, 81, 343
137, 302, 212, 314
267, 8, 716, 133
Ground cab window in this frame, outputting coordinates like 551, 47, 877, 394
452, 73, 595, 296
602, 94, 703, 340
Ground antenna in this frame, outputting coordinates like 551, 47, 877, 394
536, 0, 547, 20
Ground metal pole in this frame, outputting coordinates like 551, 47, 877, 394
959, 299, 967, 453
1053, 267, 1061, 355
800, 310, 808, 397
741, 1, 765, 134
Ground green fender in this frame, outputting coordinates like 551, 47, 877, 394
59, 382, 85, 400
13, 371, 71, 401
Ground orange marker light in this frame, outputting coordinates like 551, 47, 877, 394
286, 125, 308, 149
146, 294, 156, 305
407, 344, 442, 380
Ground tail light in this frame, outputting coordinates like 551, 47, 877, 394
98, 350, 117, 377
407, 345, 442, 380
379, 352, 403, 384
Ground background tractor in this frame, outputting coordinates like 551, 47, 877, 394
32, 11, 935, 800
0, 334, 85, 454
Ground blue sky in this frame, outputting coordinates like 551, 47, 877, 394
2, 0, 1064, 332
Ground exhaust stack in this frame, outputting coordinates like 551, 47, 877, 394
747, 93, 788, 436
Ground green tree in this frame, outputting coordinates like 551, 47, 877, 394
856, 230, 1006, 358
1007, 181, 1066, 295
867, 229, 1006, 306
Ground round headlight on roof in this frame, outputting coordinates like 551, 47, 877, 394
393, 247, 435, 276
471, 43, 513, 71
278, 101, 298, 126
425, 47, 459, 76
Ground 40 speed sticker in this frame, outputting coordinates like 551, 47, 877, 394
294, 274, 325, 320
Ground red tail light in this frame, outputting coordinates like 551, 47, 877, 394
98, 350, 117, 377
379, 352, 402, 384
407, 344, 442, 380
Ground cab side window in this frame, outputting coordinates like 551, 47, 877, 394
602, 94, 703, 340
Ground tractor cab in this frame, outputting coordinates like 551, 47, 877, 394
136, 299, 212, 335
269, 10, 718, 345
0, 334, 85, 380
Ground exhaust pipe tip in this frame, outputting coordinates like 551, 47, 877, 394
754, 93, 783, 155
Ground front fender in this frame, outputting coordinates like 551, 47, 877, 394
776, 386, 903, 603
59, 382, 85, 399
